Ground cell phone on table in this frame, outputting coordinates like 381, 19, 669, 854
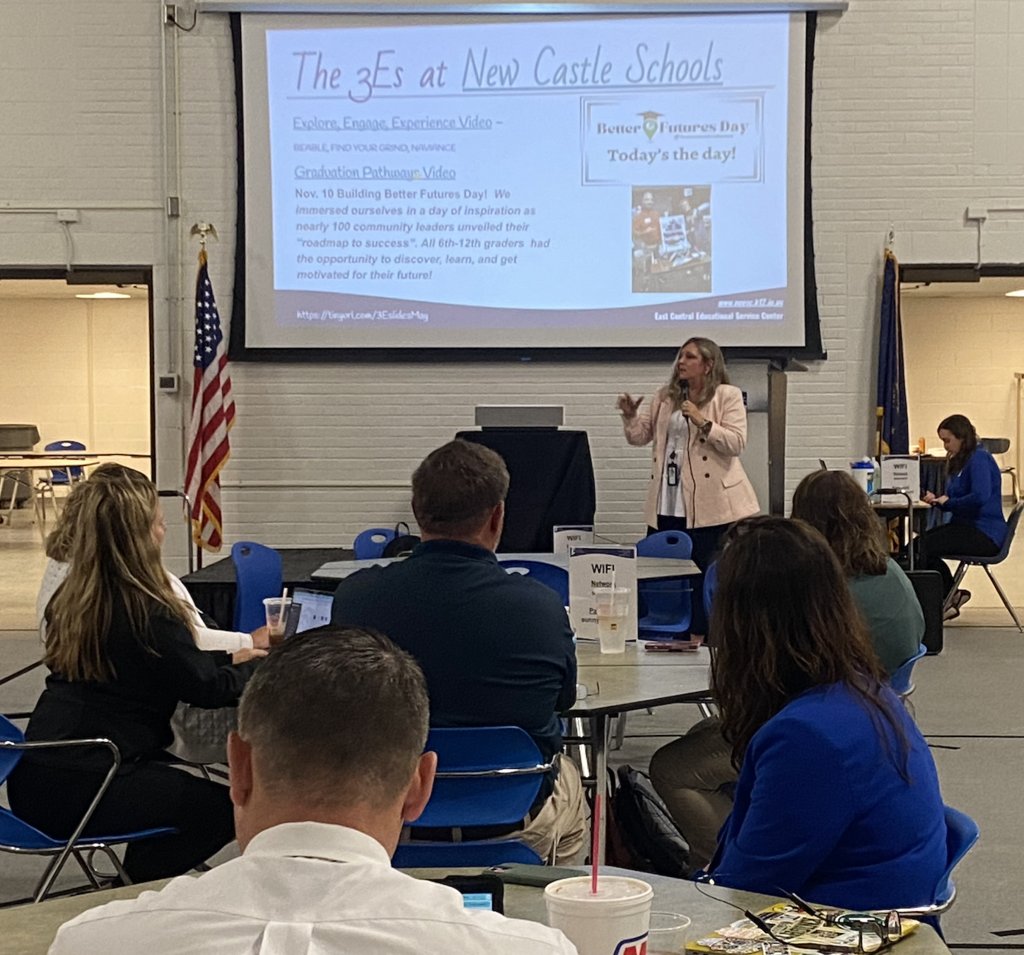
432, 873, 505, 913
644, 640, 700, 652
487, 863, 585, 887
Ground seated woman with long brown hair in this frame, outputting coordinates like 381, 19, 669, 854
791, 468, 923, 674
706, 517, 947, 909
651, 473, 926, 872
9, 467, 264, 883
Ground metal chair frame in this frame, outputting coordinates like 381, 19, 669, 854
0, 718, 176, 903
944, 499, 1024, 632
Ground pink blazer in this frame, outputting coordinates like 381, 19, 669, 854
622, 384, 760, 529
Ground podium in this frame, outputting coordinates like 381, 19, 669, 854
456, 429, 596, 553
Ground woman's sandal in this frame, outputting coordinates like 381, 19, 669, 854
943, 589, 972, 621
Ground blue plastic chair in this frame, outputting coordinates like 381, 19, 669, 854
35, 440, 88, 519
636, 531, 693, 637
890, 644, 927, 698
43, 440, 87, 485
0, 715, 176, 902
392, 726, 549, 867
498, 560, 570, 605
353, 527, 398, 560
898, 804, 979, 930
231, 541, 283, 632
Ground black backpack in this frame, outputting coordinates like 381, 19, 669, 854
606, 765, 692, 878
382, 521, 420, 558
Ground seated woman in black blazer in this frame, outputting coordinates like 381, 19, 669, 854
9, 467, 265, 883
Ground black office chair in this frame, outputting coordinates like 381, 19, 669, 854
944, 499, 1024, 632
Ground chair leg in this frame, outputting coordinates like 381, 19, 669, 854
32, 846, 77, 902
564, 716, 593, 782
94, 846, 132, 886
73, 850, 103, 889
984, 566, 1024, 632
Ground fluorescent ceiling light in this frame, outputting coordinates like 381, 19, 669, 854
74, 291, 131, 299
1005, 289, 1024, 297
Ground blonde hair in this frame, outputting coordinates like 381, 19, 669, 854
44, 467, 195, 682
665, 337, 730, 409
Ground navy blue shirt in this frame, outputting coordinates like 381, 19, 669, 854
331, 540, 577, 766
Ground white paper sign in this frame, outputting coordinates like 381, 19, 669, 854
568, 546, 638, 641
878, 455, 920, 505
553, 525, 595, 557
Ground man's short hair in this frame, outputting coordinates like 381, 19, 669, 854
411, 439, 510, 537
237, 627, 429, 806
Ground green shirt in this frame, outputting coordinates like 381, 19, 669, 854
848, 558, 924, 675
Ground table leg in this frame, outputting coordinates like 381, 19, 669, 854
592, 713, 609, 865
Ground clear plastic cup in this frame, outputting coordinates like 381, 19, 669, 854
647, 911, 692, 954
263, 596, 293, 639
544, 875, 653, 955
593, 587, 631, 654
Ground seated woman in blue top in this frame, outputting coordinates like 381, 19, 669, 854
918, 414, 1008, 617
706, 517, 948, 911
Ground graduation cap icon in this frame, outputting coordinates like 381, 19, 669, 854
638, 111, 662, 141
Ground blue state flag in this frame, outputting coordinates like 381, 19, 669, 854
876, 250, 909, 455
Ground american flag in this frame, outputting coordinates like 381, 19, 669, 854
184, 248, 235, 552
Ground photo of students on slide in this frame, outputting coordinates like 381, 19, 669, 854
631, 185, 712, 294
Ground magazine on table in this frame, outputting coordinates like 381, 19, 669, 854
686, 902, 919, 954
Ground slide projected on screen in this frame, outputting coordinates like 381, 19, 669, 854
241, 13, 807, 350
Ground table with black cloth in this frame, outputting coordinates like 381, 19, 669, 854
456, 429, 596, 553
179, 547, 352, 629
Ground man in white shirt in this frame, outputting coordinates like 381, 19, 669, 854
49, 627, 578, 955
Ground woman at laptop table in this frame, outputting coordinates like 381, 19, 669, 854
9, 469, 265, 883
917, 413, 1007, 619
36, 463, 273, 654
705, 517, 947, 911
617, 336, 758, 638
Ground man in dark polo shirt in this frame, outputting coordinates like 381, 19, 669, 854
331, 439, 585, 864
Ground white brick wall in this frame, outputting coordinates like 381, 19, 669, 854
2, 0, 1023, 568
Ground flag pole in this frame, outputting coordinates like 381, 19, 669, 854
184, 222, 234, 567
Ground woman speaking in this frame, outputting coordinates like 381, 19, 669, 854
617, 337, 759, 637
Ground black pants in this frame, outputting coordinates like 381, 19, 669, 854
8, 757, 235, 883
915, 523, 999, 597
650, 517, 731, 635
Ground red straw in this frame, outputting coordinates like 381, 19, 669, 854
591, 793, 601, 894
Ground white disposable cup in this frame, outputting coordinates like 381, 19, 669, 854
544, 875, 653, 955
647, 911, 692, 954
593, 587, 631, 654
263, 597, 292, 637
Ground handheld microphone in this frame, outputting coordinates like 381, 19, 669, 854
681, 380, 689, 404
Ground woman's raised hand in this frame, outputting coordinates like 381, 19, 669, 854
616, 393, 644, 418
